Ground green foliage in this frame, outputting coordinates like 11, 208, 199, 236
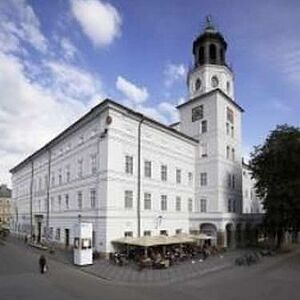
250, 124, 300, 245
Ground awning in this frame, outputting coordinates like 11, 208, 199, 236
112, 234, 195, 247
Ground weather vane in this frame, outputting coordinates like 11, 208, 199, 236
206, 15, 214, 29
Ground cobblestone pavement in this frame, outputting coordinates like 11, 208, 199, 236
7, 235, 240, 286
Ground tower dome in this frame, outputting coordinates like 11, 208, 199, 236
192, 16, 227, 67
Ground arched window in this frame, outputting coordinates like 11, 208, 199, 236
199, 47, 205, 65
209, 44, 217, 63
220, 48, 224, 63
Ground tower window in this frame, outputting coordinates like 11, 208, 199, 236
209, 44, 217, 63
195, 78, 202, 91
192, 105, 203, 122
226, 81, 230, 93
220, 48, 224, 63
199, 46, 205, 65
211, 76, 219, 88
201, 120, 207, 133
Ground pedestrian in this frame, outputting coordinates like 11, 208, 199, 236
39, 255, 47, 274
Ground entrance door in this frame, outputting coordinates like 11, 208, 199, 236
37, 222, 42, 243
65, 228, 70, 247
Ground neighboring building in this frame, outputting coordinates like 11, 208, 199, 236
10, 18, 263, 254
242, 161, 264, 214
0, 184, 12, 225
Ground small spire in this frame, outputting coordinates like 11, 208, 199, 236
204, 15, 216, 32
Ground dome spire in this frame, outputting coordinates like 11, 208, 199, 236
204, 15, 217, 33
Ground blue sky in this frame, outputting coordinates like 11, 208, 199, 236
0, 0, 299, 185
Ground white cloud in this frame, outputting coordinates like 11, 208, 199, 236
60, 37, 77, 60
70, 0, 121, 47
0, 0, 106, 186
164, 63, 187, 87
0, 0, 47, 53
116, 76, 149, 104
44, 60, 103, 102
158, 102, 179, 123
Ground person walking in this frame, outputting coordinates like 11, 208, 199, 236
39, 255, 47, 274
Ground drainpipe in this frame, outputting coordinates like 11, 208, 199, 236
137, 117, 145, 237
29, 160, 34, 238
46, 148, 51, 242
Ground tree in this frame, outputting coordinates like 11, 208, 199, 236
250, 124, 300, 248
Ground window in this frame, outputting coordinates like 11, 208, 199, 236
195, 199, 201, 212
176, 169, 181, 184
227, 173, 232, 188
226, 81, 230, 93
144, 231, 151, 236
56, 169, 62, 185
200, 143, 208, 157
160, 230, 168, 236
228, 198, 235, 212
227, 107, 234, 124
201, 120, 207, 133
81, 238, 92, 249
232, 174, 235, 189
124, 231, 133, 237
199, 46, 205, 64
78, 159, 83, 178
175, 229, 182, 235
91, 154, 97, 174
226, 146, 230, 159
66, 166, 70, 183
231, 126, 234, 138
200, 172, 207, 186
65, 194, 69, 210
195, 78, 202, 91
49, 227, 53, 240
58, 195, 61, 210
144, 193, 151, 210
51, 173, 55, 187
161, 165, 167, 181
50, 197, 54, 211
90, 189, 96, 208
188, 172, 193, 186
209, 44, 217, 61
226, 123, 230, 135
125, 155, 133, 174
188, 198, 193, 212
176, 196, 181, 211
44, 175, 48, 190
232, 148, 235, 161
192, 105, 203, 122
144, 160, 152, 178
200, 199, 207, 212
77, 191, 82, 209
161, 195, 167, 211
124, 190, 133, 209
55, 228, 61, 241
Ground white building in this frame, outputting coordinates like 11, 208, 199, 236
10, 19, 262, 253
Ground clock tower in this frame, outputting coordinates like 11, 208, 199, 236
188, 17, 234, 100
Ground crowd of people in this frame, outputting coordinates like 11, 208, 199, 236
110, 243, 224, 270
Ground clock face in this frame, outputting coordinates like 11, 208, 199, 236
195, 78, 202, 91
211, 76, 219, 88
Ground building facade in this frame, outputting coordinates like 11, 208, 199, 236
10, 20, 262, 253
0, 184, 12, 225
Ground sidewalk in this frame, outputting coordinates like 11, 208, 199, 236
7, 235, 239, 286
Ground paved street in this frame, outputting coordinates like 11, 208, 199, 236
1, 239, 300, 300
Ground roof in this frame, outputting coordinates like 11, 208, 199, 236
176, 88, 245, 112
10, 99, 198, 173
0, 185, 11, 198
